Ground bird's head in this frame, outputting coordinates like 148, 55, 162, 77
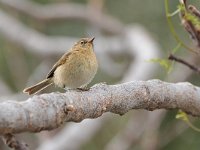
73, 37, 95, 51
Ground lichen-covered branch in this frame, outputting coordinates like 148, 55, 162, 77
0, 80, 200, 135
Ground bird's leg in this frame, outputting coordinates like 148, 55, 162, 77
63, 85, 73, 92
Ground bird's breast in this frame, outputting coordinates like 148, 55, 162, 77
53, 51, 98, 89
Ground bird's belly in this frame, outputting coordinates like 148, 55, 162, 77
53, 60, 97, 89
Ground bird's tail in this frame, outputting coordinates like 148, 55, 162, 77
23, 78, 53, 95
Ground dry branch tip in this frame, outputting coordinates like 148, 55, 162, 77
2, 134, 29, 150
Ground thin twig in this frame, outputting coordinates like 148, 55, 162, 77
165, 0, 198, 54
179, 1, 200, 47
168, 54, 200, 74
188, 5, 200, 19
2, 134, 29, 150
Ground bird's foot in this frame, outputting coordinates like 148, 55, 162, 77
76, 87, 90, 91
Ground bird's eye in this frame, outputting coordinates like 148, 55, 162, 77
80, 41, 85, 45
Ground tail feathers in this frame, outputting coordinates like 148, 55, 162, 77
23, 78, 53, 95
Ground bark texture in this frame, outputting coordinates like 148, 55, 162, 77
0, 80, 200, 134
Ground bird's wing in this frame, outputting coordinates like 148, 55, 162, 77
46, 51, 72, 79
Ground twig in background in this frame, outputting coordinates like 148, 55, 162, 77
0, 79, 12, 96
0, 0, 123, 34
168, 54, 200, 74
2, 134, 29, 150
188, 5, 200, 18
104, 111, 148, 150
37, 114, 109, 150
140, 110, 166, 150
179, 1, 200, 47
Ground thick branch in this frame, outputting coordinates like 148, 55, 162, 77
0, 80, 200, 134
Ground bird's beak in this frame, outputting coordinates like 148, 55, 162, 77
88, 37, 95, 43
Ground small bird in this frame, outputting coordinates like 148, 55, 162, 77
23, 37, 98, 95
